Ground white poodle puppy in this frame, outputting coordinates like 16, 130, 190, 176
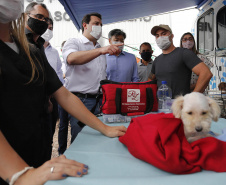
171, 92, 221, 143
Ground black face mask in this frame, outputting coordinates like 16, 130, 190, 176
141, 52, 152, 61
27, 16, 48, 35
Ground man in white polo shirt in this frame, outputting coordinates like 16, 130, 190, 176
61, 12, 122, 145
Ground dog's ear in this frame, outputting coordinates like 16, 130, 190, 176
206, 96, 221, 122
171, 95, 184, 119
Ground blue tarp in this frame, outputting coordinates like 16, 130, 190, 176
58, 0, 208, 30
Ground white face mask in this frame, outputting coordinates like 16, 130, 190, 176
182, 40, 194, 50
90, 25, 102, 40
156, 35, 172, 50
112, 41, 124, 51
42, 29, 53, 42
0, 0, 24, 23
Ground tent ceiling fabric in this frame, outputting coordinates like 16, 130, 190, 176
58, 0, 207, 30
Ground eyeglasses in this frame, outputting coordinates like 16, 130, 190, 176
182, 37, 193, 42
28, 13, 50, 22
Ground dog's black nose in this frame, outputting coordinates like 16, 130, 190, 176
195, 126, 203, 132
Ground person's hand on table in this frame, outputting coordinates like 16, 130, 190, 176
103, 125, 127, 137
14, 155, 88, 185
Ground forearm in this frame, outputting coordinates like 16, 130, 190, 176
148, 73, 156, 81
190, 84, 196, 91
193, 72, 212, 93
67, 48, 102, 65
53, 87, 107, 135
0, 131, 29, 183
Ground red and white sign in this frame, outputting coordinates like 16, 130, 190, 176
127, 89, 140, 102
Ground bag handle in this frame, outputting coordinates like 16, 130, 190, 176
145, 88, 154, 113
100, 79, 157, 85
115, 88, 122, 114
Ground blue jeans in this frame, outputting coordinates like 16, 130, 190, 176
69, 97, 101, 144
58, 105, 69, 155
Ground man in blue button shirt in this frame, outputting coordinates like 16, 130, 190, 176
106, 29, 139, 82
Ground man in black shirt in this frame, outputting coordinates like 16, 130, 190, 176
24, 3, 50, 52
149, 24, 212, 98
24, 2, 55, 160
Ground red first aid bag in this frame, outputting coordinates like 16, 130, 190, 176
100, 80, 158, 116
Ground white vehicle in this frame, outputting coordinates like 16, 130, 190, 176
194, 0, 226, 115
194, 0, 226, 92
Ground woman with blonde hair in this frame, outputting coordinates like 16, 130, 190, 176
0, 1, 126, 185
180, 32, 214, 91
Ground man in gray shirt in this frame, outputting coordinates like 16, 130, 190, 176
149, 24, 212, 98
137, 42, 153, 82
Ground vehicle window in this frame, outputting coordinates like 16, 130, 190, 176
197, 9, 214, 54
217, 6, 226, 49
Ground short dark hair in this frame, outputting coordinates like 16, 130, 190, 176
81, 12, 102, 32
140, 42, 152, 50
108, 29, 126, 39
25, 2, 48, 14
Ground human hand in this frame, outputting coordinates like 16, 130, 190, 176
104, 125, 127, 137
15, 155, 88, 185
100, 43, 123, 55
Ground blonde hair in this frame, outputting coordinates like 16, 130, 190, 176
11, 13, 43, 84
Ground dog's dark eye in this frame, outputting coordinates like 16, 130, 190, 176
202, 112, 207, 115
188, 112, 192, 115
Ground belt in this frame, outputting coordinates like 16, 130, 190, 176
72, 92, 97, 98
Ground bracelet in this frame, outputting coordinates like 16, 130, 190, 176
9, 167, 34, 185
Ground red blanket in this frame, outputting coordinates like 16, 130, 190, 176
119, 113, 226, 174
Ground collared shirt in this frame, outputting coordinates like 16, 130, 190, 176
0, 38, 62, 169
137, 59, 153, 82
26, 28, 64, 85
44, 44, 64, 83
106, 51, 139, 82
25, 28, 48, 68
62, 34, 106, 94
25, 28, 45, 51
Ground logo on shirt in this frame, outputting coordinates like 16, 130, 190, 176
127, 89, 140, 102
